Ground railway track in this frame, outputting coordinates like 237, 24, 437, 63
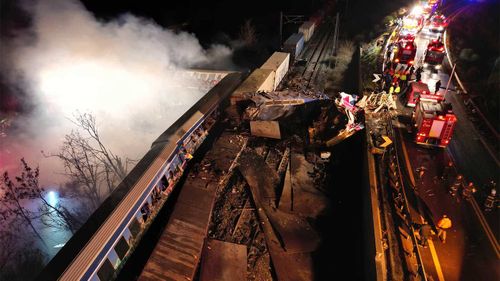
207, 139, 289, 280
298, 20, 335, 88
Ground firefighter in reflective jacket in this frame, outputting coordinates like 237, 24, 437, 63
449, 174, 463, 197
437, 215, 452, 243
462, 182, 476, 201
484, 188, 497, 212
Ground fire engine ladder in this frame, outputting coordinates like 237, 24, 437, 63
442, 122, 453, 139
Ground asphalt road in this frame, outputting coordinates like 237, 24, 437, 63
390, 21, 500, 281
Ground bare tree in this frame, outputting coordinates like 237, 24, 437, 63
1, 159, 82, 235
239, 19, 257, 45
45, 113, 131, 209
1, 167, 45, 242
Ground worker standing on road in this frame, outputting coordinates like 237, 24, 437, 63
484, 187, 497, 212
416, 165, 427, 182
441, 161, 454, 179
415, 66, 423, 82
441, 161, 454, 184
408, 65, 415, 79
462, 182, 476, 201
435, 80, 442, 94
418, 222, 433, 248
393, 71, 401, 84
437, 215, 452, 243
400, 72, 407, 89
449, 174, 464, 197
394, 82, 401, 95
389, 83, 395, 95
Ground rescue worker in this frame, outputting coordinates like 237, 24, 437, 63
436, 215, 452, 243
418, 222, 433, 248
484, 187, 497, 212
408, 65, 415, 79
449, 174, 464, 197
415, 66, 423, 82
389, 83, 395, 95
393, 71, 401, 84
400, 71, 407, 89
435, 80, 442, 94
394, 82, 401, 95
416, 165, 427, 181
440, 161, 454, 183
462, 182, 476, 201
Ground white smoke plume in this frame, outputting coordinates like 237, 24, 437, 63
0, 0, 235, 186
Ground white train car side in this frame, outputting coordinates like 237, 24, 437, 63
36, 73, 245, 281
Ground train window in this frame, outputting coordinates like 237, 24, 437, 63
107, 249, 121, 269
160, 175, 168, 191
168, 170, 174, 184
123, 227, 132, 243
140, 202, 151, 222
151, 186, 160, 206
97, 258, 114, 281
89, 274, 100, 281
129, 217, 141, 237
114, 236, 130, 260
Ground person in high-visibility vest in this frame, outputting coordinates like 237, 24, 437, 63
389, 84, 395, 95
484, 187, 497, 212
436, 215, 452, 243
394, 82, 401, 95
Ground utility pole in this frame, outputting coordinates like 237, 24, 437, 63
333, 12, 340, 55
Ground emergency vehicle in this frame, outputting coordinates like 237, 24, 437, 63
405, 81, 444, 107
429, 14, 448, 33
397, 33, 416, 44
414, 99, 456, 147
423, 39, 445, 68
392, 40, 417, 65
403, 14, 424, 33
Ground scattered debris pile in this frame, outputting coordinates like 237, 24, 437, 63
244, 90, 330, 121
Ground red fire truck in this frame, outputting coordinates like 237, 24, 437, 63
405, 81, 445, 107
392, 40, 417, 65
414, 99, 456, 147
429, 14, 449, 33
423, 39, 445, 69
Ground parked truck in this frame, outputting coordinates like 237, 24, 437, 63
414, 99, 456, 147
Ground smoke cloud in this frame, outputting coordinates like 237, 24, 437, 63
0, 0, 235, 186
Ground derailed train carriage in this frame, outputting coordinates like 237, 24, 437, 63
36, 72, 245, 281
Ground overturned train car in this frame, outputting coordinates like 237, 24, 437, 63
36, 72, 245, 281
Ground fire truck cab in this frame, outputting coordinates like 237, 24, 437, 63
429, 14, 448, 33
405, 81, 443, 107
414, 100, 456, 148
423, 39, 445, 69
392, 40, 417, 65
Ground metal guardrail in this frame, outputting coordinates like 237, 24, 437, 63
385, 113, 428, 281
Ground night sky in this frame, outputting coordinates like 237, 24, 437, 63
79, 0, 322, 45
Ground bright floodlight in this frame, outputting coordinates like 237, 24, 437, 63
411, 5, 423, 16
47, 190, 59, 206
